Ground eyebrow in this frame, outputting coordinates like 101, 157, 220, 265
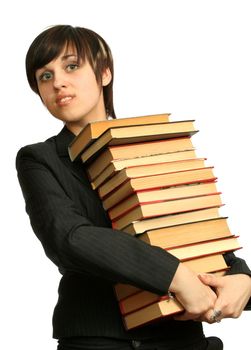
61, 54, 78, 61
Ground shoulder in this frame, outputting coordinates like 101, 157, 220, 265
16, 135, 57, 170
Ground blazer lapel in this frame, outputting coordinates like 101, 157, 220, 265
55, 126, 91, 186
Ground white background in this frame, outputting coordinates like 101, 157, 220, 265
1, 0, 251, 349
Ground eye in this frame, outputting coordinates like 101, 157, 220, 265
66, 63, 79, 72
39, 71, 53, 81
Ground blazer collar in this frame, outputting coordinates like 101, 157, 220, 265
55, 125, 76, 158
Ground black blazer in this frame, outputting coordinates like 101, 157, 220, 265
16, 126, 251, 340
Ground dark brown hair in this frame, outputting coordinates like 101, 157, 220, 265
26, 25, 116, 118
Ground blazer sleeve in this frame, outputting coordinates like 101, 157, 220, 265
224, 252, 251, 310
16, 144, 180, 296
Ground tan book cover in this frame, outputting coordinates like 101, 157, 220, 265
81, 120, 197, 163
68, 113, 170, 160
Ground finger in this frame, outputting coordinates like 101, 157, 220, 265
198, 273, 223, 289
202, 308, 223, 324
210, 309, 222, 323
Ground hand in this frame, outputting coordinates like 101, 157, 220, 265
169, 263, 217, 321
198, 273, 251, 323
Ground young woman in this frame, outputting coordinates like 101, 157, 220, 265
16, 25, 251, 350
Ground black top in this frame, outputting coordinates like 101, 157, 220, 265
16, 126, 251, 341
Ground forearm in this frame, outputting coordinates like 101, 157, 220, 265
58, 222, 180, 295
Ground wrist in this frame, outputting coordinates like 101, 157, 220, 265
169, 262, 195, 294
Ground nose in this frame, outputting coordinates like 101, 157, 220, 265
53, 71, 68, 90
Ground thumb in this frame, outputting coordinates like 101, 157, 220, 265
198, 273, 222, 288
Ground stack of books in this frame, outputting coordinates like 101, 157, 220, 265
69, 113, 241, 330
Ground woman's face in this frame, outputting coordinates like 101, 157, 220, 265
35, 46, 111, 135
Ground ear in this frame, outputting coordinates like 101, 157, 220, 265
102, 67, 112, 86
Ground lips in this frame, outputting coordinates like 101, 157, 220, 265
56, 95, 74, 106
